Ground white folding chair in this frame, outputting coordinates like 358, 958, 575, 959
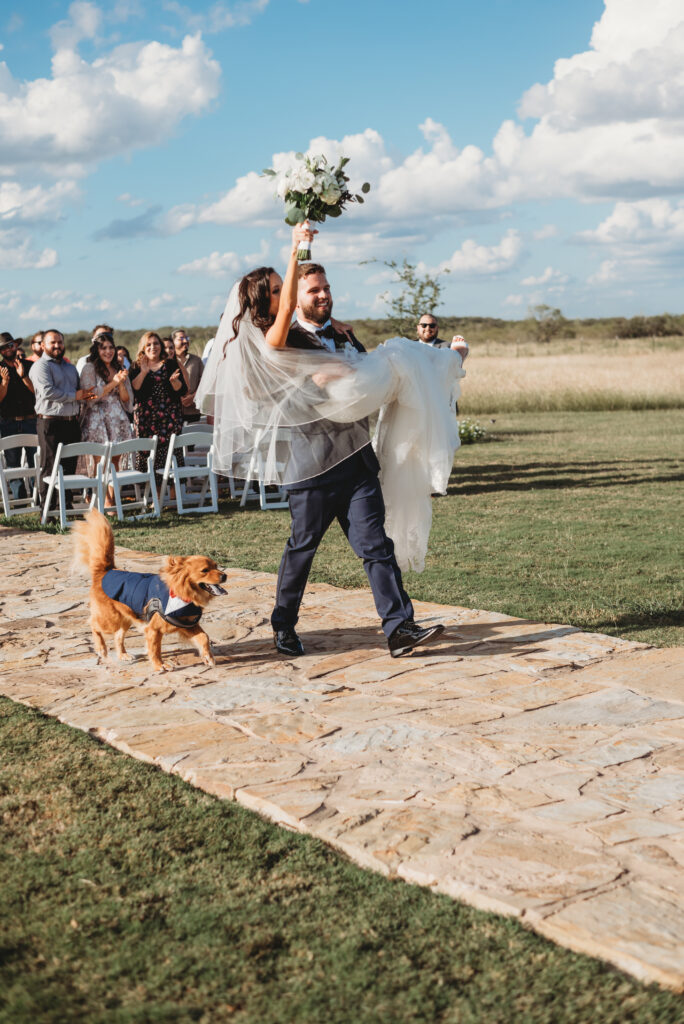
159, 431, 219, 514
237, 428, 289, 510
106, 436, 160, 521
180, 421, 240, 498
0, 433, 41, 517
41, 441, 111, 529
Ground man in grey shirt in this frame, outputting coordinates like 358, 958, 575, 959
30, 329, 94, 506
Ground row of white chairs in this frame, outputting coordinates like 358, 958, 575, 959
0, 422, 290, 527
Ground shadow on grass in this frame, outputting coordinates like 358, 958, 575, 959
589, 607, 684, 634
446, 458, 684, 496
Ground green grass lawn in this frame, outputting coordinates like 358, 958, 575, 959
100, 409, 682, 648
2, 699, 683, 1024
1, 409, 683, 1023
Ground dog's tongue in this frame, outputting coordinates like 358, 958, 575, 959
203, 583, 227, 596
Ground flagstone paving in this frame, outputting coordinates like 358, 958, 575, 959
1, 525, 683, 991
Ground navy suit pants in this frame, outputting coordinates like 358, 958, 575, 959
271, 473, 414, 638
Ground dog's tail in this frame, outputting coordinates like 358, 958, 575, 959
72, 508, 116, 582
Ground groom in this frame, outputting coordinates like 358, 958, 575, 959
271, 262, 444, 658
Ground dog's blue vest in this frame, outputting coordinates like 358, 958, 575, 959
101, 570, 203, 627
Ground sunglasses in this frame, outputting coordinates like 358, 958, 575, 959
418, 323, 437, 329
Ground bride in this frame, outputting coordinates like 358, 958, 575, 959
196, 223, 465, 575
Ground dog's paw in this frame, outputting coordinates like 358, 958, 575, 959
118, 652, 134, 663
203, 654, 216, 668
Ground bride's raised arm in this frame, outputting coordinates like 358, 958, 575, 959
265, 221, 316, 349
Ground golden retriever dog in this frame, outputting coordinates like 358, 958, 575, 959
73, 509, 227, 672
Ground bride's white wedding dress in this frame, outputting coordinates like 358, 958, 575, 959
196, 284, 464, 573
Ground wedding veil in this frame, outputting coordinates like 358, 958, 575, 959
196, 281, 377, 487
196, 280, 465, 571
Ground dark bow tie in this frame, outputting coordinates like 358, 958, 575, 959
315, 325, 335, 341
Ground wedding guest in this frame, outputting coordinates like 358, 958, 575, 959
77, 323, 115, 375
78, 332, 134, 508
172, 328, 204, 423
29, 329, 95, 506
416, 314, 469, 360
162, 336, 176, 360
27, 332, 44, 362
130, 331, 187, 479
0, 334, 37, 501
116, 345, 132, 370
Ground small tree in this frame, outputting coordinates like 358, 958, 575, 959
367, 257, 449, 338
529, 304, 567, 344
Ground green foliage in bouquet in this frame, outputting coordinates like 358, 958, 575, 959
263, 153, 371, 226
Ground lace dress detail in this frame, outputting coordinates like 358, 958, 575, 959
77, 362, 133, 475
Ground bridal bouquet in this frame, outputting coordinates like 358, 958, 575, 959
263, 153, 370, 260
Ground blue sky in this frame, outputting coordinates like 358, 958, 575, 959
1, 0, 683, 333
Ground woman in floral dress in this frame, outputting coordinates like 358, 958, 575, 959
78, 332, 134, 508
130, 331, 187, 481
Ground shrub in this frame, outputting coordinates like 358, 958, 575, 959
458, 418, 487, 444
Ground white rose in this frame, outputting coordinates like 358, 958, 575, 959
276, 176, 290, 199
321, 183, 342, 204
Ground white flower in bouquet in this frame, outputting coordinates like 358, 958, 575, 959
263, 152, 371, 260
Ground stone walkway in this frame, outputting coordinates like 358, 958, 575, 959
1, 525, 683, 992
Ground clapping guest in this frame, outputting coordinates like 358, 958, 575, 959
0, 333, 37, 501
78, 332, 134, 509
172, 328, 204, 423
29, 329, 95, 508
130, 331, 187, 481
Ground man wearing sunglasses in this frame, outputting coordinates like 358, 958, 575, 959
416, 315, 469, 362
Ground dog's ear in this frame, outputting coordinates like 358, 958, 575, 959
165, 556, 182, 571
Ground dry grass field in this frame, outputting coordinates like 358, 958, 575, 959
459, 348, 684, 413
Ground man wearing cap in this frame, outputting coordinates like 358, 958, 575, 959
0, 333, 37, 501
29, 329, 95, 506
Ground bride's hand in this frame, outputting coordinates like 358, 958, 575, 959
331, 317, 354, 343
312, 366, 349, 387
292, 220, 317, 252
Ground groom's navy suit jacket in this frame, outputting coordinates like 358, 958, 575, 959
283, 322, 380, 490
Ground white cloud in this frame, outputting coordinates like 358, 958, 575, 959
117, 192, 145, 207
587, 259, 619, 285
578, 198, 684, 249
0, 180, 79, 223
0, 30, 220, 173
434, 229, 523, 276
504, 293, 524, 306
0, 230, 58, 269
521, 266, 569, 286
18, 290, 112, 321
50, 2, 102, 52
173, 1, 684, 237
533, 224, 558, 240
178, 250, 243, 277
163, 0, 270, 33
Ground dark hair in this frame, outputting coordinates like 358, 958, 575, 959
116, 345, 131, 361
297, 262, 327, 280
88, 332, 116, 383
92, 323, 114, 339
232, 266, 277, 339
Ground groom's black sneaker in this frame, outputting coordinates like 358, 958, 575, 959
387, 620, 445, 658
274, 627, 304, 657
